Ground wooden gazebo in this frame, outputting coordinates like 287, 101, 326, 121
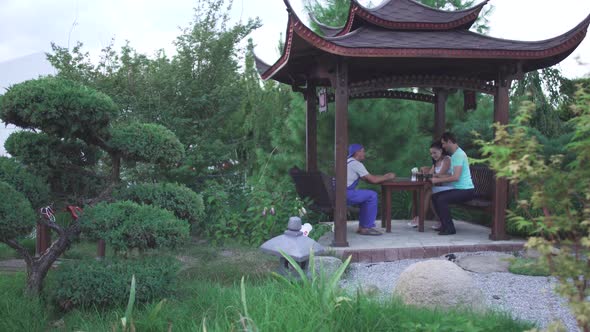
255, 0, 590, 247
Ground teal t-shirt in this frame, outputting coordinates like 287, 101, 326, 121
450, 147, 474, 190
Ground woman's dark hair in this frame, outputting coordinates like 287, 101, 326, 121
430, 141, 444, 150
430, 141, 447, 165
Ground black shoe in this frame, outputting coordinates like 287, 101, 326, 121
438, 229, 456, 235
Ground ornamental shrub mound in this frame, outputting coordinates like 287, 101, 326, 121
109, 122, 185, 165
52, 257, 180, 310
80, 201, 189, 254
0, 181, 36, 241
114, 182, 204, 226
0, 157, 49, 209
0, 77, 117, 142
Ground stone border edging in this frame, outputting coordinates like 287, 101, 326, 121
334, 243, 525, 263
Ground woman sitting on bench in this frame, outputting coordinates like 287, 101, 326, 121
408, 141, 454, 230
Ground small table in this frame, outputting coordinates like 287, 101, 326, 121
381, 178, 431, 232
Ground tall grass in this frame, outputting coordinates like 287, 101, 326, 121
0, 243, 535, 331
54, 274, 534, 331
0, 273, 48, 332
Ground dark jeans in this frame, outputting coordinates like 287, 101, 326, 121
431, 189, 475, 232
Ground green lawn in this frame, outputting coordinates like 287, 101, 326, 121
508, 257, 551, 276
0, 240, 535, 332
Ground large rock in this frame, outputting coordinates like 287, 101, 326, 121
308, 256, 343, 279
393, 260, 484, 311
456, 253, 513, 273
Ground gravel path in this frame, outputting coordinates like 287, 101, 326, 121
339, 251, 580, 332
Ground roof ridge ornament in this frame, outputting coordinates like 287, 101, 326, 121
283, 0, 294, 14
328, 0, 489, 36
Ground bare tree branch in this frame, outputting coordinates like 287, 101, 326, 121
4, 239, 32, 266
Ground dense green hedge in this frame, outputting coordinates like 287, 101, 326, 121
109, 122, 185, 165
0, 77, 117, 142
114, 182, 204, 225
52, 257, 180, 310
4, 131, 101, 169
0, 181, 36, 241
80, 201, 189, 253
4, 132, 104, 200
0, 157, 50, 209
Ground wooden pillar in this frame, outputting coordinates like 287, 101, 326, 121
490, 78, 511, 240
333, 60, 349, 247
35, 223, 51, 256
434, 88, 447, 140
97, 239, 106, 259
305, 84, 318, 172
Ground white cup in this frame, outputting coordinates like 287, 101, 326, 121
301, 223, 313, 236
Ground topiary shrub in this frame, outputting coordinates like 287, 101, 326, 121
5, 131, 101, 169
0, 77, 117, 142
52, 257, 180, 310
109, 122, 185, 165
114, 182, 204, 226
80, 201, 189, 254
0, 181, 36, 241
0, 157, 50, 209
4, 132, 104, 201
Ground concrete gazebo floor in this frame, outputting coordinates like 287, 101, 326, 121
317, 219, 526, 263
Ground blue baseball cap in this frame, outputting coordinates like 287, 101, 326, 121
348, 144, 363, 158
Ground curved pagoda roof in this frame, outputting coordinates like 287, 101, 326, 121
316, 0, 488, 37
255, 0, 590, 87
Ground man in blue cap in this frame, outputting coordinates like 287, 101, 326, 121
347, 144, 396, 235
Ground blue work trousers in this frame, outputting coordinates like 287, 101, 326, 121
347, 189, 378, 228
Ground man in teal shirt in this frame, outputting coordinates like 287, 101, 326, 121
430, 132, 475, 235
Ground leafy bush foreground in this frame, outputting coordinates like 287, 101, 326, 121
51, 257, 180, 310
80, 201, 190, 254
114, 182, 204, 226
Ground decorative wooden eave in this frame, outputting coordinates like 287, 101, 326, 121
331, 0, 489, 37
255, 2, 590, 84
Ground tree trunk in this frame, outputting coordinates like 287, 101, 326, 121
111, 152, 121, 184
25, 265, 48, 296
6, 220, 81, 297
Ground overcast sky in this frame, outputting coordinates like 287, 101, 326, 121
1, 0, 590, 78
1, 0, 590, 156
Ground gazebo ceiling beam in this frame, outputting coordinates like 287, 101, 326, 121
349, 75, 496, 95
326, 90, 435, 104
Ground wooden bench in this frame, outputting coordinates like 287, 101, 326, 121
453, 165, 494, 213
289, 166, 336, 216
289, 166, 361, 218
